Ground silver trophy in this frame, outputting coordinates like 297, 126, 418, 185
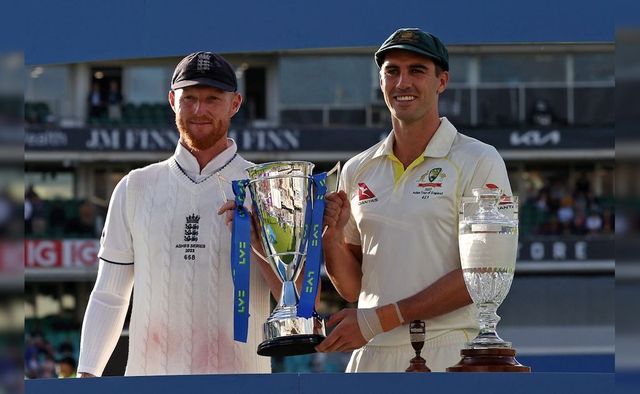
448, 187, 529, 371
247, 161, 329, 357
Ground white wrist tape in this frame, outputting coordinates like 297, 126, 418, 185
356, 302, 405, 342
356, 308, 383, 342
393, 302, 405, 324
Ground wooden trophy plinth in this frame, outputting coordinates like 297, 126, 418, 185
447, 348, 530, 372
406, 354, 431, 373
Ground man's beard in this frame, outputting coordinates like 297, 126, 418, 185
176, 114, 229, 151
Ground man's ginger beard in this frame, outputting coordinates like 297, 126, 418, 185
175, 113, 229, 151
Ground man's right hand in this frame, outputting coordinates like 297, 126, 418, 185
323, 191, 350, 243
218, 200, 266, 257
78, 372, 96, 378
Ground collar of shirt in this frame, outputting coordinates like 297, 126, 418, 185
373, 117, 458, 160
173, 138, 238, 182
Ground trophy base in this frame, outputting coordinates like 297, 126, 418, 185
258, 313, 326, 357
257, 334, 325, 357
446, 348, 531, 372
405, 356, 431, 372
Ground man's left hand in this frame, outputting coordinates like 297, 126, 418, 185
315, 308, 367, 352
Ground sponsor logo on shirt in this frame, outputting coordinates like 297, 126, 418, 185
357, 182, 378, 205
485, 183, 498, 189
413, 168, 447, 199
485, 183, 512, 206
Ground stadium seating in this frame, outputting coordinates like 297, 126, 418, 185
25, 102, 51, 125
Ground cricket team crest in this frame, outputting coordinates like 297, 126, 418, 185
196, 52, 212, 71
175, 213, 206, 262
428, 168, 441, 182
417, 167, 446, 188
413, 167, 449, 199
184, 214, 200, 242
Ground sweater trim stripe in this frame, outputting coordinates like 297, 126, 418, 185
100, 257, 134, 266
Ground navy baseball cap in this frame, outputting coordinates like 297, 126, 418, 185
375, 28, 449, 71
171, 51, 237, 92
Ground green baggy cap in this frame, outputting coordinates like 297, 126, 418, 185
375, 28, 449, 71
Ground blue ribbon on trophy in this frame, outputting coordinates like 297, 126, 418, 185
230, 179, 251, 342
297, 172, 327, 318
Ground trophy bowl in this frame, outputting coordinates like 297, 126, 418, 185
246, 161, 326, 357
447, 187, 530, 372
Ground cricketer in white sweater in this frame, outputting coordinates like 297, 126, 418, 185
78, 140, 272, 376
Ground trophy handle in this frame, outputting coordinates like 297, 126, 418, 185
321, 161, 341, 237
251, 245, 270, 265
325, 161, 341, 193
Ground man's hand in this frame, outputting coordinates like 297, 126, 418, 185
218, 200, 265, 256
218, 200, 239, 231
78, 372, 96, 378
218, 200, 282, 297
321, 191, 363, 303
315, 308, 367, 353
323, 191, 351, 243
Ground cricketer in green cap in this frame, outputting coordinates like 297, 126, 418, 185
375, 28, 449, 71
319, 26, 513, 373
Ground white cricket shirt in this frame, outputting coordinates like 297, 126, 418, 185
341, 118, 512, 346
